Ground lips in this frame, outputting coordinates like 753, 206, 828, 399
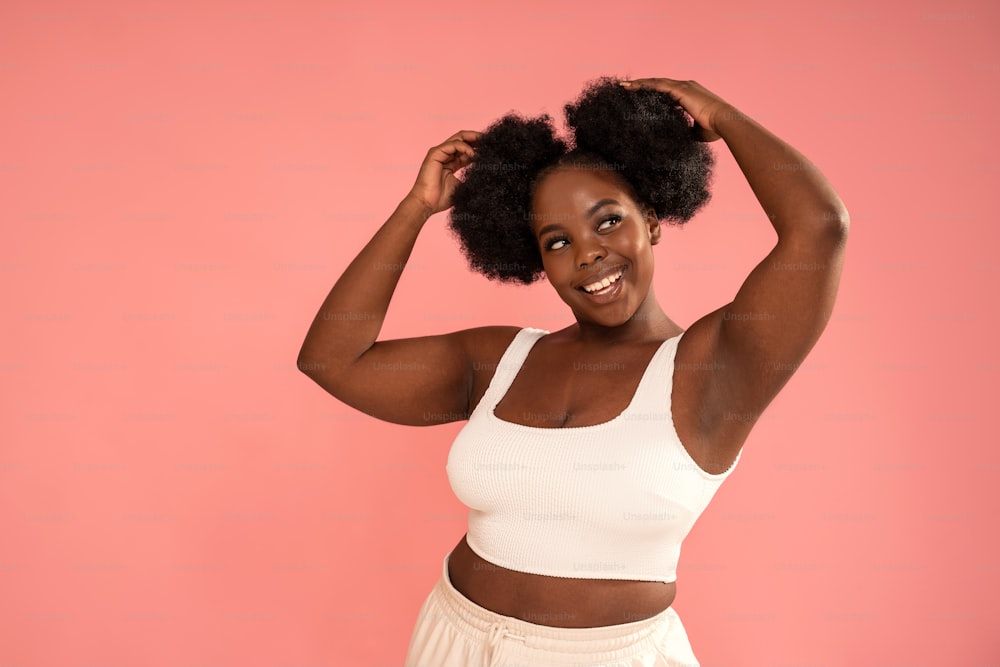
575, 265, 627, 303
576, 265, 626, 294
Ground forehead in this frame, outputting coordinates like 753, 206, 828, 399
530, 167, 638, 234
533, 167, 633, 211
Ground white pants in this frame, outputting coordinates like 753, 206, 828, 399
404, 553, 701, 667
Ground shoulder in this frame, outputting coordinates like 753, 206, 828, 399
452, 326, 534, 411
452, 325, 527, 355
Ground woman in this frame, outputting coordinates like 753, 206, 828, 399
297, 76, 849, 666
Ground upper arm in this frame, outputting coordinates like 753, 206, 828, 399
298, 326, 520, 426
702, 215, 849, 427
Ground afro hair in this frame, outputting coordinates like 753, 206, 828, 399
448, 75, 716, 285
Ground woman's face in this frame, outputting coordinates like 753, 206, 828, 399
530, 166, 661, 328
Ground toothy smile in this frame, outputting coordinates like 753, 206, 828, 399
579, 267, 625, 294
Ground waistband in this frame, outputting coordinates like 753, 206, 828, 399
434, 552, 678, 655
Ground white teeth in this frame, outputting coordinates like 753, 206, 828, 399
582, 268, 623, 293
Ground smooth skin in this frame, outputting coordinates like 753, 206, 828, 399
298, 77, 849, 628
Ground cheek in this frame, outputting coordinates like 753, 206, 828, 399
541, 253, 571, 278
625, 238, 656, 282
539, 260, 566, 289
621, 234, 651, 262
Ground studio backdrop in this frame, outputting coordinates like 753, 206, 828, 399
2, 0, 997, 665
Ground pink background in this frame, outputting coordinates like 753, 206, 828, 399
2, 0, 998, 664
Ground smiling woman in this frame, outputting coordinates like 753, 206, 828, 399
297, 75, 849, 666
531, 167, 666, 329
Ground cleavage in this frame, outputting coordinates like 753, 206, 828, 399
493, 344, 659, 428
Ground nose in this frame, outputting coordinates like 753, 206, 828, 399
575, 236, 606, 269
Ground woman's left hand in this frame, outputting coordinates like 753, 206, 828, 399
620, 78, 734, 142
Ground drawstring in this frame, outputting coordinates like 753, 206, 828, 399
484, 620, 526, 667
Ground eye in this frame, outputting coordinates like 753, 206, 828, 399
597, 215, 622, 231
545, 236, 569, 251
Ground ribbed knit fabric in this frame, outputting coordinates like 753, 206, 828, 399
446, 327, 742, 583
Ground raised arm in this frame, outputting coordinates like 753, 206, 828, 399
296, 130, 508, 426
706, 100, 848, 421
622, 78, 849, 441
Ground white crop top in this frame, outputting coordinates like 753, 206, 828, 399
446, 327, 742, 583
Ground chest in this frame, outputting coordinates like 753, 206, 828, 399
491, 343, 665, 428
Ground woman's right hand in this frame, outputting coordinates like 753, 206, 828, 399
405, 130, 481, 215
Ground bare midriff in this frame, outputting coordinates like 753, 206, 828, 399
446, 534, 677, 628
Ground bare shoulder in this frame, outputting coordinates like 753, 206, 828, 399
453, 324, 524, 349
453, 325, 525, 412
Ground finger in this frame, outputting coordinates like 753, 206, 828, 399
446, 130, 482, 142
444, 136, 478, 152
431, 142, 475, 167
431, 139, 475, 159
621, 77, 676, 87
444, 140, 476, 161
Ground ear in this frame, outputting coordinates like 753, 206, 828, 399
645, 208, 662, 245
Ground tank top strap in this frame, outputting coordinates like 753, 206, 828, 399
476, 327, 549, 414
624, 331, 686, 418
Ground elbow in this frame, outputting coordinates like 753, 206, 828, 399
297, 335, 332, 375
296, 347, 325, 376
825, 203, 850, 233
816, 208, 849, 243
297, 350, 353, 401
781, 207, 850, 244
831, 208, 850, 236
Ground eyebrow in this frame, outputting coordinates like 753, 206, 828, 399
535, 199, 621, 238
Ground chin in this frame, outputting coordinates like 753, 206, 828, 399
569, 307, 636, 329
